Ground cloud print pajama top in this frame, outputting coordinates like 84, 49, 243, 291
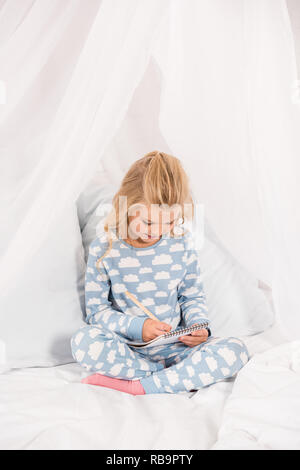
71, 229, 249, 394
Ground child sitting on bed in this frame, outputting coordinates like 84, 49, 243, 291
71, 151, 249, 395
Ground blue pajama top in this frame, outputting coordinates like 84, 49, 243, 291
84, 229, 210, 342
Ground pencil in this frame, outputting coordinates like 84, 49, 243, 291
125, 290, 160, 322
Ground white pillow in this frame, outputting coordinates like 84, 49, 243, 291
76, 176, 275, 337
76, 168, 119, 262
0, 203, 86, 372
198, 216, 275, 336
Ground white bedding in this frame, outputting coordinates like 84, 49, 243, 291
0, 322, 289, 450
212, 339, 300, 450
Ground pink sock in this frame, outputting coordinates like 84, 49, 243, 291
81, 373, 146, 395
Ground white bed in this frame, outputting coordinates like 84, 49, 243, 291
212, 338, 300, 450
0, 319, 291, 450
0, 182, 296, 450
1, 181, 297, 449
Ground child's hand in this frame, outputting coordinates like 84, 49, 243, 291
142, 319, 172, 342
178, 324, 209, 347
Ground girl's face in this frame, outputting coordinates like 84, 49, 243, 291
127, 204, 181, 244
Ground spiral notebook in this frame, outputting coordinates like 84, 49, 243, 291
126, 321, 209, 349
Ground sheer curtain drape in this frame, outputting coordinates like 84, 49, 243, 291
0, 0, 299, 338
0, 0, 170, 292
244, 0, 300, 339
150, 0, 300, 339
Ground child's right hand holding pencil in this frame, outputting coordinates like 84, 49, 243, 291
125, 291, 172, 342
142, 319, 172, 342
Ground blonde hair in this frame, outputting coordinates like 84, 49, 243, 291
96, 150, 194, 273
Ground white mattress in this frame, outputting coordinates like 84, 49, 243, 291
0, 321, 288, 450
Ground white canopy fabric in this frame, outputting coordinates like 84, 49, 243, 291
0, 0, 299, 338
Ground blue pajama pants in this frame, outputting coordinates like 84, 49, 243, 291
71, 324, 250, 394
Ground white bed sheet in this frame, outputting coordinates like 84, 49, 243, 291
0, 322, 287, 450
212, 339, 300, 450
